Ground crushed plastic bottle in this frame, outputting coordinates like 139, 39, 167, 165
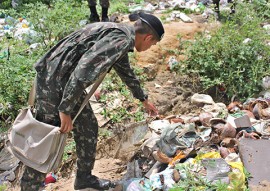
5, 16, 17, 26
198, 2, 206, 11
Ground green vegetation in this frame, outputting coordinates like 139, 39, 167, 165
99, 66, 146, 123
21, 1, 89, 44
171, 161, 250, 191
98, 128, 112, 138
0, 0, 142, 127
0, 0, 268, 190
0, 39, 41, 120
109, 0, 129, 14
0, 184, 7, 191
63, 138, 76, 161
177, 2, 270, 101
0, 0, 90, 126
170, 163, 231, 191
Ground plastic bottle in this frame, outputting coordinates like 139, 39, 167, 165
5, 16, 17, 26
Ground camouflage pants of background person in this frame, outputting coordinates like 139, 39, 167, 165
20, 77, 99, 191
87, 0, 109, 8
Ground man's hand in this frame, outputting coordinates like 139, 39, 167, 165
59, 112, 73, 133
142, 99, 158, 117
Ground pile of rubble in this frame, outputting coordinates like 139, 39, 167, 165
127, 0, 233, 23
113, 93, 270, 190
0, 133, 20, 187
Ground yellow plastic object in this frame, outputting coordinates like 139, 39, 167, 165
22, 23, 28, 28
195, 151, 221, 161
228, 162, 246, 190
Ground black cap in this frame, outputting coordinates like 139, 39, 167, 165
129, 12, 165, 41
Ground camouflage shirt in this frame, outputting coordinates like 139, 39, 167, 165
35, 22, 147, 115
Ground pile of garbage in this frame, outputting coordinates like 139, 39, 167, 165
1, 90, 270, 189
114, 93, 270, 190
0, 14, 38, 44
128, 0, 207, 14
128, 0, 233, 22
0, 134, 19, 187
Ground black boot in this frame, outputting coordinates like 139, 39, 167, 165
89, 6, 100, 22
74, 172, 111, 190
101, 7, 109, 22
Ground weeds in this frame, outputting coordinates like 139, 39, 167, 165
171, 164, 212, 191
0, 184, 7, 191
98, 128, 112, 138
110, 0, 129, 14
21, 1, 88, 45
0, 0, 90, 126
179, 2, 270, 101
0, 38, 37, 120
99, 56, 147, 124
63, 139, 76, 161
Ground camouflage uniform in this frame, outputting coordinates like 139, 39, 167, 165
88, 0, 109, 8
20, 22, 147, 191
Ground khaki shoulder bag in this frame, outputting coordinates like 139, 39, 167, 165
6, 73, 106, 173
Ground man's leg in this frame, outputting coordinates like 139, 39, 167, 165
20, 74, 62, 190
73, 101, 111, 190
21, 166, 46, 191
87, 0, 100, 22
100, 0, 110, 22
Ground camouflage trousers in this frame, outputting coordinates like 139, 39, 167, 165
20, 77, 99, 191
87, 0, 110, 8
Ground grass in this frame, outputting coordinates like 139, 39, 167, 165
0, 185, 7, 191
63, 139, 76, 161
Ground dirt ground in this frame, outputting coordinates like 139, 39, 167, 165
7, 15, 216, 191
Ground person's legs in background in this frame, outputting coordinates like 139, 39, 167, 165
87, 0, 100, 22
100, 0, 110, 22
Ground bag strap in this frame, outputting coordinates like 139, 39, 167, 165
28, 73, 107, 124
28, 79, 36, 107
72, 73, 106, 123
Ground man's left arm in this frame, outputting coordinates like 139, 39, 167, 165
113, 55, 158, 116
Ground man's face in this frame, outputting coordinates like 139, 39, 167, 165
135, 34, 159, 52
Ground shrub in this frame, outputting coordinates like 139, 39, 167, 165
0, 0, 12, 9
252, 0, 270, 19
0, 0, 139, 129
179, 2, 270, 101
0, 38, 41, 121
20, 0, 89, 46
0, 0, 53, 9
0, 0, 89, 127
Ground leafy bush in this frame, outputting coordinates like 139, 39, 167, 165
20, 0, 88, 46
0, 38, 42, 121
109, 0, 129, 14
63, 139, 76, 161
252, 0, 270, 19
0, 0, 12, 9
0, 0, 52, 9
179, 2, 270, 101
0, 0, 89, 127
